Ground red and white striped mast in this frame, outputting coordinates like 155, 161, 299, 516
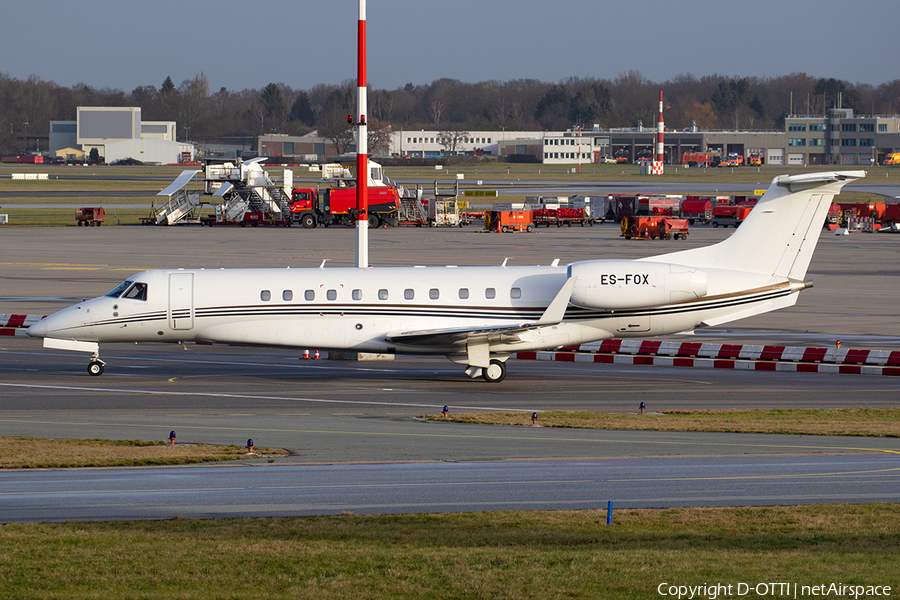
656, 90, 665, 164
355, 0, 369, 268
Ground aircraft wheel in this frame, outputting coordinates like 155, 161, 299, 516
88, 361, 104, 376
481, 359, 506, 383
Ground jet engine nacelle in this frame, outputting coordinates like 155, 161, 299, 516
567, 260, 708, 310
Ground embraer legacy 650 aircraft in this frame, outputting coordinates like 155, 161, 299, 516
28, 171, 864, 382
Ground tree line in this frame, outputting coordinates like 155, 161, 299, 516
2, 70, 899, 155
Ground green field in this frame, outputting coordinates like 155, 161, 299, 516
427, 408, 900, 438
2, 505, 897, 599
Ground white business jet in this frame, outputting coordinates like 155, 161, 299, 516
27, 170, 864, 382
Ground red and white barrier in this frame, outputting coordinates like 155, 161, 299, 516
0, 314, 46, 337
847, 217, 875, 232
1, 315, 46, 328
516, 339, 900, 377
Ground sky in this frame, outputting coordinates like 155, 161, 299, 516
3, 0, 898, 93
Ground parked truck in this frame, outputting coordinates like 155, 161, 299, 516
484, 210, 533, 233
680, 197, 712, 225
532, 207, 592, 227
621, 216, 689, 240
290, 186, 401, 228
682, 151, 721, 167
608, 194, 683, 222
718, 153, 744, 167
710, 204, 753, 228
75, 207, 104, 227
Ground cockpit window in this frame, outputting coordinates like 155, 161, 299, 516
105, 280, 133, 298
123, 282, 148, 301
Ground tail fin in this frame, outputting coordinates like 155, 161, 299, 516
650, 170, 865, 279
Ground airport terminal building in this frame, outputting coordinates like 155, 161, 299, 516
257, 109, 900, 167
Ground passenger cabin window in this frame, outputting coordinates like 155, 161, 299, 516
283, 290, 293, 301
404, 289, 415, 300
485, 288, 496, 299
326, 289, 337, 301
510, 287, 522, 299
378, 289, 389, 300
352, 289, 362, 300
459, 288, 469, 299
429, 288, 440, 300
123, 283, 148, 301
305, 290, 315, 301
261, 290, 271, 301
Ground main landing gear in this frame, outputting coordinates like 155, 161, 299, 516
464, 359, 507, 383
481, 359, 506, 383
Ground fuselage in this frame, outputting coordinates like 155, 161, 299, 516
27, 263, 799, 356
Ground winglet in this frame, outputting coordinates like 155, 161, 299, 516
534, 277, 576, 326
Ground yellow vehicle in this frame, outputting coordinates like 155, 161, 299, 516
884, 153, 900, 165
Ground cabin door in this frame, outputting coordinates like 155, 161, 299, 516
168, 273, 194, 330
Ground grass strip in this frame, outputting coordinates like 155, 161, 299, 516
0, 437, 288, 468
424, 408, 900, 437
0, 504, 897, 599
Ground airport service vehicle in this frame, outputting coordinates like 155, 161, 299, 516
719, 153, 744, 167
884, 153, 900, 165
835, 202, 885, 221
484, 210, 533, 233
710, 204, 753, 228
75, 207, 104, 227
27, 171, 865, 383
682, 151, 721, 167
608, 194, 682, 221
680, 197, 712, 225
882, 203, 900, 229
290, 186, 401, 229
532, 207, 592, 227
599, 155, 617, 164
621, 216, 689, 240
748, 152, 763, 166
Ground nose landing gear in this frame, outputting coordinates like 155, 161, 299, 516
88, 351, 106, 376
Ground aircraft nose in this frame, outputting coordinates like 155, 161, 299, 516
26, 317, 50, 338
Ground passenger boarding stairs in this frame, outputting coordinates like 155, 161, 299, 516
153, 169, 202, 225
206, 157, 293, 223
223, 186, 292, 221
398, 188, 429, 225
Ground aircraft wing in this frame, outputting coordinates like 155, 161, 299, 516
385, 277, 576, 351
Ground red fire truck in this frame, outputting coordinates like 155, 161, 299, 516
290, 186, 401, 229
